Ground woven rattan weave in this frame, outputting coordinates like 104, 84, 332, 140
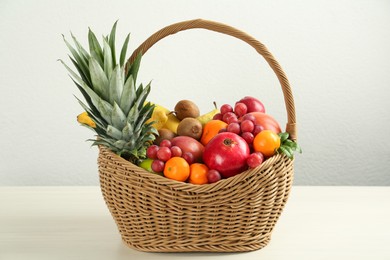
98, 19, 297, 252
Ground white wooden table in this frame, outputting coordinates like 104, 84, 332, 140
1, 186, 389, 260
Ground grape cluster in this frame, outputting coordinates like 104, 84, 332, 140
146, 141, 222, 183
213, 102, 265, 168
147, 140, 193, 173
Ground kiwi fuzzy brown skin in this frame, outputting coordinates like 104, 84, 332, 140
174, 100, 200, 120
154, 128, 176, 145
177, 118, 203, 140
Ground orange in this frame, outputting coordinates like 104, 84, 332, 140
200, 120, 228, 146
189, 163, 209, 185
164, 157, 190, 182
253, 130, 281, 157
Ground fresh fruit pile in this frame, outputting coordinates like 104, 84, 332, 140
140, 96, 301, 184
62, 22, 300, 185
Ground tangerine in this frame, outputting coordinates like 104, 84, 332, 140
189, 163, 209, 185
200, 120, 228, 145
163, 157, 190, 182
253, 130, 281, 157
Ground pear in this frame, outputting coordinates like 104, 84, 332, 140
196, 102, 219, 126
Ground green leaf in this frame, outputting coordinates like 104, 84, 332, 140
59, 59, 85, 87
142, 133, 156, 144
127, 104, 139, 123
120, 74, 135, 115
143, 122, 158, 135
119, 33, 130, 67
111, 102, 127, 130
62, 35, 87, 65
125, 139, 136, 150
137, 146, 147, 160
108, 65, 123, 105
278, 146, 293, 159
71, 32, 90, 62
295, 143, 303, 153
68, 56, 92, 88
68, 33, 91, 84
122, 122, 134, 140
103, 39, 113, 79
278, 132, 289, 143
284, 139, 303, 153
97, 98, 113, 124
77, 87, 111, 126
135, 82, 151, 111
92, 136, 118, 150
127, 52, 142, 82
62, 35, 89, 73
109, 21, 118, 66
113, 140, 127, 150
71, 79, 100, 118
89, 57, 109, 100
75, 96, 106, 130
283, 139, 295, 147
88, 28, 104, 67
107, 125, 123, 140
135, 102, 154, 131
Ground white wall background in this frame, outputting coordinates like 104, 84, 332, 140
0, 0, 389, 186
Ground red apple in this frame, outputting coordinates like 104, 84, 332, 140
237, 96, 265, 113
203, 132, 250, 178
171, 136, 204, 162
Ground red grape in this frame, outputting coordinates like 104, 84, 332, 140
227, 122, 241, 135
242, 114, 256, 123
241, 132, 254, 144
247, 152, 264, 168
241, 120, 255, 133
207, 169, 222, 183
160, 139, 172, 148
213, 113, 223, 120
220, 104, 233, 115
253, 125, 264, 136
146, 145, 159, 159
182, 152, 195, 164
157, 146, 172, 161
223, 112, 238, 124
234, 102, 248, 117
151, 160, 165, 172
170, 146, 182, 157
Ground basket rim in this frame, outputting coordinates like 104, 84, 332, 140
99, 145, 293, 193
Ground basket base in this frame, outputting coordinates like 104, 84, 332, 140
119, 234, 271, 253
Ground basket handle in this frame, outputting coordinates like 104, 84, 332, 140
127, 19, 297, 141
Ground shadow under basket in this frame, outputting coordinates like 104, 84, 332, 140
98, 18, 298, 253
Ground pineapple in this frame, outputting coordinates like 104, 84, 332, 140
59, 22, 156, 164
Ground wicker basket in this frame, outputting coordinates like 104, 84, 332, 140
98, 19, 297, 253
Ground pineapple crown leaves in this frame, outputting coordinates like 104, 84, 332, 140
60, 21, 156, 162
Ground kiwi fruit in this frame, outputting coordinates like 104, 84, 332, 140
177, 118, 203, 140
174, 100, 200, 120
154, 128, 176, 145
